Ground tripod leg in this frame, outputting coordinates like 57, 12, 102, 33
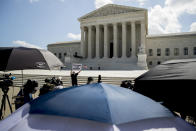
3, 95, 6, 112
0, 95, 6, 120
6, 94, 13, 113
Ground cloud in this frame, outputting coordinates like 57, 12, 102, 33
29, 0, 39, 3
148, 5, 181, 34
137, 0, 147, 6
95, 0, 113, 9
67, 33, 81, 40
148, 0, 196, 34
29, 0, 65, 3
12, 40, 42, 49
190, 22, 196, 32
165, 0, 196, 14
95, 0, 147, 9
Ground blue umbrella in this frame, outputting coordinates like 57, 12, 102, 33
0, 83, 195, 131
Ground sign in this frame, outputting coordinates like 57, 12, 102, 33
72, 63, 82, 70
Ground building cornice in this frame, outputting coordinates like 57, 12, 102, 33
147, 31, 196, 39
48, 40, 81, 47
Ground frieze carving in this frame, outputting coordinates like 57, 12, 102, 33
81, 5, 143, 20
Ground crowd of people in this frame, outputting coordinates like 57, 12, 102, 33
13, 69, 106, 109
13, 69, 134, 110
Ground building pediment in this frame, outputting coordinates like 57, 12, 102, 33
78, 4, 146, 21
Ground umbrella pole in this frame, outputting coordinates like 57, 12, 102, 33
21, 70, 24, 95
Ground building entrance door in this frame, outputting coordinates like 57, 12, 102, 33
110, 42, 113, 58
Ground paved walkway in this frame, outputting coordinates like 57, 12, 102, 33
0, 69, 147, 78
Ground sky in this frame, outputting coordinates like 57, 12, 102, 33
0, 0, 196, 49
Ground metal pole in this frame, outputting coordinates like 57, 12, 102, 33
21, 70, 24, 95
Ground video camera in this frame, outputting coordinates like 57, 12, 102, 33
23, 79, 38, 94
120, 80, 134, 90
39, 77, 63, 96
0, 73, 15, 119
0, 73, 15, 93
45, 77, 63, 86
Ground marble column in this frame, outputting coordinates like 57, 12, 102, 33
131, 21, 136, 57
88, 26, 92, 59
80, 26, 84, 57
122, 22, 127, 58
96, 25, 100, 58
104, 24, 108, 58
84, 28, 88, 58
113, 23, 118, 58
140, 21, 146, 54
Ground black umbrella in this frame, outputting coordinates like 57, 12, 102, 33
134, 58, 196, 119
0, 47, 63, 119
0, 47, 63, 71
0, 47, 63, 90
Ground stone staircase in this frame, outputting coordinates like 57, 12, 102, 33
10, 74, 134, 88
66, 57, 145, 70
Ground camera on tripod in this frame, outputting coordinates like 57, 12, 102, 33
0, 73, 15, 92
0, 73, 15, 120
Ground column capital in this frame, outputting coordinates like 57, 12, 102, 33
88, 25, 93, 29
113, 22, 118, 26
122, 21, 127, 25
131, 21, 136, 24
140, 20, 145, 24
80, 26, 84, 29
104, 24, 108, 27
95, 24, 100, 28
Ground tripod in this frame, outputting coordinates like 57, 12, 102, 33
0, 86, 13, 120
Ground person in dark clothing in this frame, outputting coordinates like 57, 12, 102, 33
98, 75, 102, 83
87, 77, 93, 84
70, 69, 81, 86
15, 79, 38, 110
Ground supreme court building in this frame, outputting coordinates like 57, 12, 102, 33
48, 4, 196, 70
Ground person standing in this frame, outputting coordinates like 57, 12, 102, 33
70, 69, 81, 86
86, 77, 93, 84
98, 75, 102, 83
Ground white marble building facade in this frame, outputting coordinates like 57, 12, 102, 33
78, 4, 148, 70
79, 5, 147, 60
48, 4, 196, 70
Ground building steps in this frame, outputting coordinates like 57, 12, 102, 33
10, 74, 134, 87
